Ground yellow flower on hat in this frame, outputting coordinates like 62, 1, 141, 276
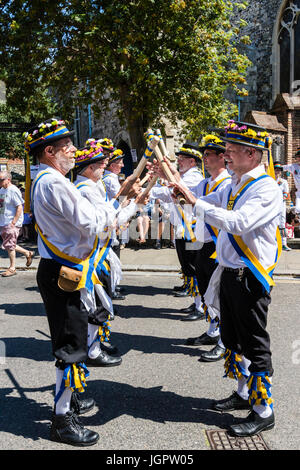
113, 149, 123, 156
245, 128, 257, 138
203, 134, 222, 144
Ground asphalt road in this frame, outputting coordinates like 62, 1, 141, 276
0, 270, 299, 452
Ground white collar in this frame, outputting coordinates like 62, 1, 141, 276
232, 164, 266, 186
208, 169, 230, 184
74, 174, 96, 187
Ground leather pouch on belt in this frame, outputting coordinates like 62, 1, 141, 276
58, 265, 82, 292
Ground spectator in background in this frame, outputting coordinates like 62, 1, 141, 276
136, 200, 153, 246
285, 209, 300, 239
18, 186, 32, 242
282, 148, 300, 214
274, 162, 291, 251
0, 170, 34, 276
154, 200, 175, 249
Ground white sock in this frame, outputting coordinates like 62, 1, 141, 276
55, 368, 72, 415
194, 295, 203, 312
207, 322, 220, 338
253, 404, 273, 418
217, 337, 225, 348
88, 323, 101, 359
236, 355, 251, 400
237, 376, 249, 400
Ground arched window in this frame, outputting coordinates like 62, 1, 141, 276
278, 1, 300, 94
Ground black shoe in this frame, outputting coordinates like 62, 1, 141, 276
85, 350, 122, 367
154, 241, 161, 249
101, 342, 119, 355
198, 344, 225, 362
213, 391, 251, 412
115, 286, 125, 293
180, 303, 195, 313
228, 410, 275, 437
50, 411, 99, 447
71, 392, 95, 415
173, 285, 186, 292
186, 332, 220, 346
173, 290, 189, 297
112, 292, 126, 300
181, 309, 205, 321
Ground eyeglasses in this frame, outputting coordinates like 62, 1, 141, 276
54, 141, 76, 151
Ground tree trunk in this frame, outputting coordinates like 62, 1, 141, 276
127, 116, 148, 164
120, 85, 149, 165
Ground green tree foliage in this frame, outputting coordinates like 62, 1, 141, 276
0, 0, 251, 156
0, 99, 57, 161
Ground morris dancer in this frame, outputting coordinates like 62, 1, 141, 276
25, 118, 102, 446
283, 148, 300, 214
102, 148, 127, 299
170, 121, 282, 437
74, 141, 142, 366
274, 162, 291, 251
24, 120, 140, 446
149, 143, 205, 320
184, 135, 231, 362
73, 142, 123, 367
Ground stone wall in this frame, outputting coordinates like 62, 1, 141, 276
234, 0, 284, 119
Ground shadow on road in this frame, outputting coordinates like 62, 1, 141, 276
2, 335, 52, 362
113, 303, 195, 321
0, 302, 45, 317
109, 331, 208, 358
1, 370, 234, 442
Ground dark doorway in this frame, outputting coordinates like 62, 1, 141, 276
117, 140, 133, 177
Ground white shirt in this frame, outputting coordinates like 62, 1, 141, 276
102, 170, 121, 200
0, 185, 24, 227
150, 166, 204, 204
282, 163, 300, 191
32, 165, 114, 260
276, 177, 289, 200
150, 166, 204, 231
193, 169, 231, 243
75, 175, 137, 234
195, 165, 282, 270
74, 175, 117, 235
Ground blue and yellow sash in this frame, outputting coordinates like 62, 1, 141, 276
99, 178, 108, 202
177, 204, 197, 243
32, 171, 112, 292
75, 181, 90, 190
204, 177, 231, 248
226, 174, 282, 293
36, 224, 101, 292
74, 180, 113, 277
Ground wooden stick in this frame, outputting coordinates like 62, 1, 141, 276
139, 173, 150, 187
131, 135, 160, 180
153, 144, 186, 206
153, 144, 176, 182
156, 129, 169, 158
142, 175, 159, 197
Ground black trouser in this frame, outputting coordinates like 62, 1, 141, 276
112, 235, 121, 259
220, 268, 273, 375
37, 258, 88, 368
175, 238, 198, 278
194, 241, 217, 301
